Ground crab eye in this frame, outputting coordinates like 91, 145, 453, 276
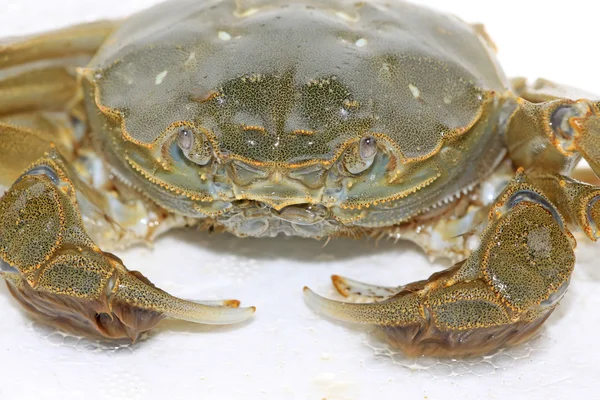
343, 135, 377, 174
175, 126, 212, 166
359, 136, 377, 159
176, 127, 194, 151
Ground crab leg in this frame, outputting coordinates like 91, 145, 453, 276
507, 77, 600, 179
0, 20, 196, 250
0, 20, 119, 191
0, 20, 118, 116
305, 170, 576, 357
0, 151, 254, 340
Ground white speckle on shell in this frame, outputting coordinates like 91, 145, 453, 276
409, 84, 421, 99
155, 70, 168, 85
335, 11, 358, 22
355, 38, 367, 47
184, 51, 196, 67
218, 31, 232, 41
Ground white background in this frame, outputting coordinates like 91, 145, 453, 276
1, 1, 599, 399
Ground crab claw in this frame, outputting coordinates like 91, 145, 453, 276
0, 158, 254, 341
305, 174, 576, 357
2, 257, 255, 340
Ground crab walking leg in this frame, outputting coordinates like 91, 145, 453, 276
0, 20, 118, 116
0, 20, 119, 191
304, 171, 575, 357
0, 21, 198, 248
507, 78, 600, 178
0, 152, 254, 340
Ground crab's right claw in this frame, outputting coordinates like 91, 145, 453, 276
0, 158, 254, 341
305, 172, 575, 357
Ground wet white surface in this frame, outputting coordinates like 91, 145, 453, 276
1, 1, 600, 399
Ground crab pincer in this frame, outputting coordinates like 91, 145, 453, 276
305, 172, 575, 357
0, 155, 255, 340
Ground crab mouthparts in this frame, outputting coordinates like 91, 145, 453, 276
217, 202, 340, 238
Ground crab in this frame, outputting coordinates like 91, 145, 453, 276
0, 0, 599, 358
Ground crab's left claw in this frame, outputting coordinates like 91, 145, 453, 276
0, 155, 255, 341
305, 172, 575, 357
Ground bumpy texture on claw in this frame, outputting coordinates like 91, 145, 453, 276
305, 172, 575, 357
0, 152, 254, 341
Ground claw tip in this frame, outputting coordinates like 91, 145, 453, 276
224, 299, 241, 308
331, 275, 350, 297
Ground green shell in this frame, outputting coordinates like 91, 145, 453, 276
86, 0, 513, 227
91, 0, 507, 162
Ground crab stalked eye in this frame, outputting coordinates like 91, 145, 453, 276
176, 126, 213, 166
176, 127, 194, 150
343, 135, 377, 174
359, 136, 377, 159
